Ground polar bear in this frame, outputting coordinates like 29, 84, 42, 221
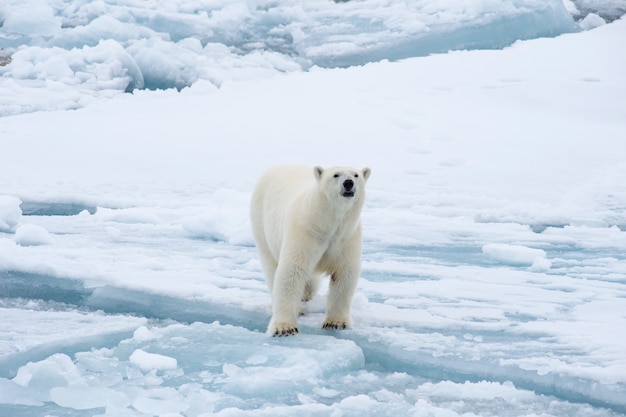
250, 165, 371, 336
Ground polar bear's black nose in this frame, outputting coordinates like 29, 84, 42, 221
343, 179, 354, 190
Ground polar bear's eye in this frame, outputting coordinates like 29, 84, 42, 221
333, 174, 339, 178
354, 174, 359, 178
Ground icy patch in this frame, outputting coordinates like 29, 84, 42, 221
0, 303, 146, 378
50, 385, 129, 411
0, 322, 366, 414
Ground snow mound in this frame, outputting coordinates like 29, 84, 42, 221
14, 224, 53, 246
0, 196, 21, 232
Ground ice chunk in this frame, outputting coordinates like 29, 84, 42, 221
1, 1, 61, 37
126, 37, 201, 91
3, 39, 144, 93
56, 15, 160, 49
14, 223, 53, 246
482, 244, 548, 267
0, 196, 22, 232
563, 0, 581, 16
12, 354, 83, 401
579, 12, 607, 29
129, 349, 178, 372
282, 0, 579, 67
133, 326, 159, 342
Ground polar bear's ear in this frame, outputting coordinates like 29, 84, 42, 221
314, 166, 324, 182
362, 167, 371, 182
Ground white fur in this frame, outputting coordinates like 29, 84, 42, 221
250, 165, 371, 336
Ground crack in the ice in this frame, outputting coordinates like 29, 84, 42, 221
20, 201, 98, 216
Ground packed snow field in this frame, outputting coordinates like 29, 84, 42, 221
2, 0, 626, 416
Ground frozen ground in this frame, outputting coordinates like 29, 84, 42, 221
1, 1, 626, 417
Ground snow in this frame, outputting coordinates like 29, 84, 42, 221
1, 1, 626, 416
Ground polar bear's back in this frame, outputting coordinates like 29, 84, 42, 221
250, 165, 314, 259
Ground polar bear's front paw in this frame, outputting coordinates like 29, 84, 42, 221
269, 321, 299, 337
322, 318, 350, 330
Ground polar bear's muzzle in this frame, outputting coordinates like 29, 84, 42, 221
341, 179, 355, 197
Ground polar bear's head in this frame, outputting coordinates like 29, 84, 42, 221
314, 166, 371, 200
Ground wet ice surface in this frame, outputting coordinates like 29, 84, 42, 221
1, 188, 625, 416
1, 4, 626, 417
1, 238, 625, 417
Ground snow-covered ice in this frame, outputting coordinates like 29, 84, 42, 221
1, 0, 626, 416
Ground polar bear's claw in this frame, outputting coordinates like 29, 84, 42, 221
273, 326, 299, 337
322, 321, 348, 330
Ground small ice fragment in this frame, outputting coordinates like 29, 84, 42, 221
133, 326, 158, 342
579, 13, 606, 30
129, 349, 177, 372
